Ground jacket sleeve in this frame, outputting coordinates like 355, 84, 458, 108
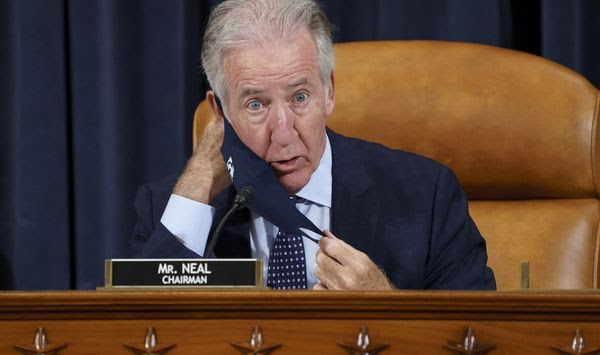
424, 166, 496, 290
130, 183, 201, 258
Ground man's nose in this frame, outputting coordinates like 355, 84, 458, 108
269, 102, 298, 146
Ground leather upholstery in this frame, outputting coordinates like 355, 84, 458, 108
193, 40, 600, 290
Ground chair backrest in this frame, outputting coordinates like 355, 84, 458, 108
194, 40, 600, 290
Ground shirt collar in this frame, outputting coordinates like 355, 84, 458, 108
295, 134, 332, 208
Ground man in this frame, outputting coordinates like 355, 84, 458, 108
131, 0, 496, 290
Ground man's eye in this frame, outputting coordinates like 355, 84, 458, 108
293, 93, 308, 104
247, 100, 263, 111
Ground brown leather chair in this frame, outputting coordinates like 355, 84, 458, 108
194, 40, 600, 291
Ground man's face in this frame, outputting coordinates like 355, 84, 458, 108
222, 30, 335, 195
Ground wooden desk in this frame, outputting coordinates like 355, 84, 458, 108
1, 290, 599, 354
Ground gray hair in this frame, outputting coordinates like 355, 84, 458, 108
201, 0, 335, 108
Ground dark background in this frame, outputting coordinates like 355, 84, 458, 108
1, 0, 598, 290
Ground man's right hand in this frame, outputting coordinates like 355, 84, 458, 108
173, 111, 231, 204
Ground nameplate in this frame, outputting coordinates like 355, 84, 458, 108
104, 259, 263, 288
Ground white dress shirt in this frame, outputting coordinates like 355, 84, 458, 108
161, 136, 332, 288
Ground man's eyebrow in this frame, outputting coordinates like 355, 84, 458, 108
288, 78, 311, 88
239, 87, 264, 98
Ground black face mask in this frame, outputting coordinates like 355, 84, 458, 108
215, 95, 321, 242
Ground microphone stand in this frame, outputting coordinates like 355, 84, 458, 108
203, 186, 253, 258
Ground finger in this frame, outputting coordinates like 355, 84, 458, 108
315, 248, 344, 275
312, 282, 328, 290
319, 230, 339, 260
314, 253, 345, 289
323, 229, 337, 239
313, 263, 338, 290
319, 232, 360, 267
205, 117, 224, 140
195, 120, 223, 153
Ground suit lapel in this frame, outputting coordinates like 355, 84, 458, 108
328, 130, 379, 255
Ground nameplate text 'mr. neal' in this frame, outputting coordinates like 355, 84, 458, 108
104, 259, 262, 288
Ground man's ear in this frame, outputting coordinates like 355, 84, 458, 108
325, 72, 336, 116
206, 90, 225, 122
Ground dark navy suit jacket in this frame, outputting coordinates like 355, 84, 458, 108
131, 129, 496, 290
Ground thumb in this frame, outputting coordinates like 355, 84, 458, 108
323, 229, 338, 240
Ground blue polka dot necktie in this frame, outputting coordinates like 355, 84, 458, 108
267, 196, 308, 290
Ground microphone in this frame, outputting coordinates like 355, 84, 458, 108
203, 186, 254, 258
232, 185, 253, 208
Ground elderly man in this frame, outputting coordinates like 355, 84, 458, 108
132, 0, 496, 290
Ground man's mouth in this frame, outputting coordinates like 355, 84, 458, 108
270, 156, 302, 174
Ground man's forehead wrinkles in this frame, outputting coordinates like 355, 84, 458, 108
234, 71, 315, 99
236, 66, 314, 83
230, 58, 316, 81
238, 77, 311, 94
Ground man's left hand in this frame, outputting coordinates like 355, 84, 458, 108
313, 230, 394, 290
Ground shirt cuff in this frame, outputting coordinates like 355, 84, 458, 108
160, 194, 215, 256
